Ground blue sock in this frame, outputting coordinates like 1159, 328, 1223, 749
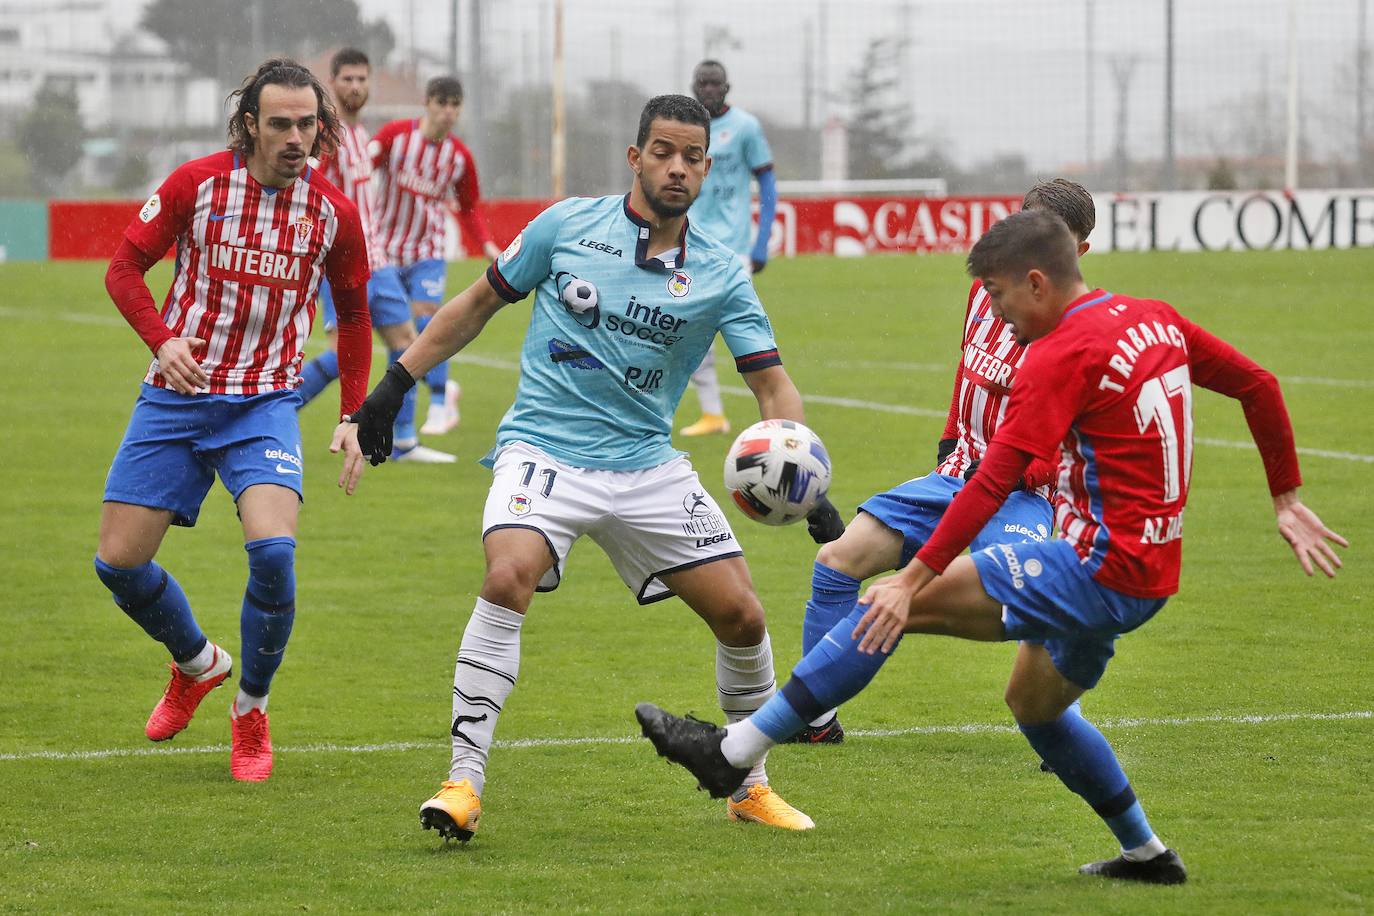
389, 348, 418, 443
94, 557, 206, 662
238, 537, 296, 698
803, 562, 861, 655
414, 315, 448, 394
753, 604, 899, 741
1018, 702, 1155, 849
296, 349, 339, 407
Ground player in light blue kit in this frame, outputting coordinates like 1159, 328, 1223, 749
336, 95, 838, 839
680, 60, 777, 437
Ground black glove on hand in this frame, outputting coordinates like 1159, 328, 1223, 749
962, 459, 1026, 492
349, 361, 416, 466
936, 437, 957, 466
806, 495, 846, 544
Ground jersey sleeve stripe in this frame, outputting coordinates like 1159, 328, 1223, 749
485, 263, 526, 302
734, 348, 782, 372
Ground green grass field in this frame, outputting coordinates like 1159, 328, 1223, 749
0, 251, 1369, 913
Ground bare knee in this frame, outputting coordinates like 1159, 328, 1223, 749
706, 593, 766, 647
380, 322, 415, 350
480, 558, 543, 612
1004, 682, 1071, 725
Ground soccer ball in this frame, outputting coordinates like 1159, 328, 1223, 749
561, 277, 598, 313
723, 419, 832, 526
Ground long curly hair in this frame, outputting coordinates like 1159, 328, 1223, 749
226, 58, 340, 160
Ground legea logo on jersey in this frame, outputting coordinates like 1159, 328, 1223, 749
666, 270, 692, 298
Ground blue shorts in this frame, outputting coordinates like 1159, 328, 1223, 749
396, 258, 447, 304
318, 266, 411, 332
103, 384, 304, 527
859, 473, 1053, 567
972, 538, 1168, 689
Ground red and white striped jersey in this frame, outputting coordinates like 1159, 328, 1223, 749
935, 281, 1048, 494
994, 290, 1301, 597
369, 119, 494, 265
318, 121, 388, 270
124, 151, 370, 395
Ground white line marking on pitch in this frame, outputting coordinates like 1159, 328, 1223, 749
5, 307, 1370, 462
1, 709, 1367, 764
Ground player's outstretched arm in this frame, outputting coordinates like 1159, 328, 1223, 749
1273, 490, 1347, 577
742, 364, 803, 422
401, 275, 508, 379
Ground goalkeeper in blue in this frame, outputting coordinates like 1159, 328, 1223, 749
334, 94, 847, 840
679, 59, 778, 437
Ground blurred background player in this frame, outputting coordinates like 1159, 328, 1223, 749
789, 178, 1094, 744
297, 48, 453, 463
638, 208, 1347, 885
370, 75, 504, 439
94, 59, 373, 782
337, 94, 843, 840
679, 60, 777, 437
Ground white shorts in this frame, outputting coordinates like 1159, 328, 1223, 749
482, 442, 743, 604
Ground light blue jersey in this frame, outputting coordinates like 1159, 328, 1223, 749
690, 107, 774, 255
484, 194, 781, 470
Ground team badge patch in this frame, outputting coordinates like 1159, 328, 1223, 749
139, 194, 161, 223
508, 494, 532, 516
667, 270, 692, 298
502, 233, 523, 263
294, 215, 313, 243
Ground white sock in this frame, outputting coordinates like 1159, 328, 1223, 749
449, 598, 524, 795
234, 689, 267, 715
720, 719, 776, 768
690, 349, 723, 415
177, 641, 217, 677
808, 709, 837, 729
716, 634, 775, 786
1122, 835, 1168, 861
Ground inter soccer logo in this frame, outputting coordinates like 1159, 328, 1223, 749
667, 270, 692, 298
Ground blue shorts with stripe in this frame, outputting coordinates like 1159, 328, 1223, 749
971, 538, 1168, 689
859, 472, 1053, 567
318, 265, 411, 332
103, 384, 304, 527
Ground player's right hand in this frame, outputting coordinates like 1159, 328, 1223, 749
155, 337, 209, 395
331, 421, 365, 495
349, 362, 415, 465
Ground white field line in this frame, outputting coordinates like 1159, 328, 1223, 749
4, 307, 1370, 462
1, 709, 1368, 764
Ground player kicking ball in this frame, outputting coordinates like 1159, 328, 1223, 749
337, 94, 843, 840
636, 208, 1347, 883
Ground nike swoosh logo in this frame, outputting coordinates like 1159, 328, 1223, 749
208, 212, 235, 222
275, 463, 301, 475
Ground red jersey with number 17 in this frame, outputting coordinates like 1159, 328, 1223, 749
989, 290, 1301, 598
124, 150, 370, 395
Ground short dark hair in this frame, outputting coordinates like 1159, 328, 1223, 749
330, 47, 370, 77
967, 209, 1082, 287
1022, 178, 1096, 242
426, 75, 464, 104
227, 57, 340, 159
693, 59, 728, 79
636, 94, 711, 149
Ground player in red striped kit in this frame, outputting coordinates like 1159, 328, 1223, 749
297, 48, 453, 462
786, 179, 1093, 744
370, 76, 503, 437
637, 208, 1346, 883
94, 59, 372, 781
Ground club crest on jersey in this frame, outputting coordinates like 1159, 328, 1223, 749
667, 270, 692, 298
293, 215, 313, 243
139, 194, 161, 223
508, 494, 532, 516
